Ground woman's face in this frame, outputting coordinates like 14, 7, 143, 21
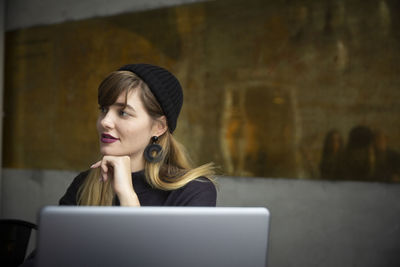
96, 89, 158, 166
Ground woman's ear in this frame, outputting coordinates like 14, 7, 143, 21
152, 116, 168, 136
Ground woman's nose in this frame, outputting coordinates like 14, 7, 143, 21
100, 113, 114, 129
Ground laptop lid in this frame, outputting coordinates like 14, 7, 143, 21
37, 206, 270, 267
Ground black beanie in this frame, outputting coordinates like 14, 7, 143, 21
118, 64, 183, 133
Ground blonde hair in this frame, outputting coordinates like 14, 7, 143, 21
78, 71, 215, 205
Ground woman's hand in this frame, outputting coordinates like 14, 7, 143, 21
91, 156, 140, 206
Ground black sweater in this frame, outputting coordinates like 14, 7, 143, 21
59, 170, 217, 206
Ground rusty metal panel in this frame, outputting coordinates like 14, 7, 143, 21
4, 0, 400, 182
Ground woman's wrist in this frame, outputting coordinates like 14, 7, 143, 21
117, 189, 141, 207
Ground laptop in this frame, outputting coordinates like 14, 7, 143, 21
36, 206, 270, 267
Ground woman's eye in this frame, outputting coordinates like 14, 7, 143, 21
99, 106, 108, 113
119, 110, 129, 117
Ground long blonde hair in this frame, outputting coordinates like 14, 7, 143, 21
78, 71, 215, 205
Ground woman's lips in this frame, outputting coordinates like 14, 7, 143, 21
101, 133, 119, 143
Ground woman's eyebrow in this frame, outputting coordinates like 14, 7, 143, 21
114, 102, 136, 112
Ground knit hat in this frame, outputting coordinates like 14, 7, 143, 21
118, 64, 183, 133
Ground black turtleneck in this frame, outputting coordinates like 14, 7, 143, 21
59, 170, 217, 206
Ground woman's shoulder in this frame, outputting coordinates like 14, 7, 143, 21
58, 170, 91, 205
75, 169, 91, 181
170, 177, 217, 206
185, 176, 216, 189
68, 170, 91, 189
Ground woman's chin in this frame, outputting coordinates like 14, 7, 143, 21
99, 148, 117, 156
99, 148, 130, 157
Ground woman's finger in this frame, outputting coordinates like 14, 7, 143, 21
90, 161, 102, 169
91, 155, 123, 183
100, 161, 109, 181
91, 160, 106, 182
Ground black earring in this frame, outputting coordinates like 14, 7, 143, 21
144, 136, 163, 163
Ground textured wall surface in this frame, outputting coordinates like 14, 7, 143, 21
218, 176, 400, 267
3, 0, 400, 181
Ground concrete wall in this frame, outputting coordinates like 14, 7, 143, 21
218, 176, 400, 267
1, 169, 77, 221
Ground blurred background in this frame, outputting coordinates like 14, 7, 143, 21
2, 0, 400, 182
0, 1, 400, 267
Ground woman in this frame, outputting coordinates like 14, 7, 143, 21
59, 63, 217, 207
20, 63, 216, 267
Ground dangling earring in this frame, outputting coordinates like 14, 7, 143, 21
144, 136, 163, 163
